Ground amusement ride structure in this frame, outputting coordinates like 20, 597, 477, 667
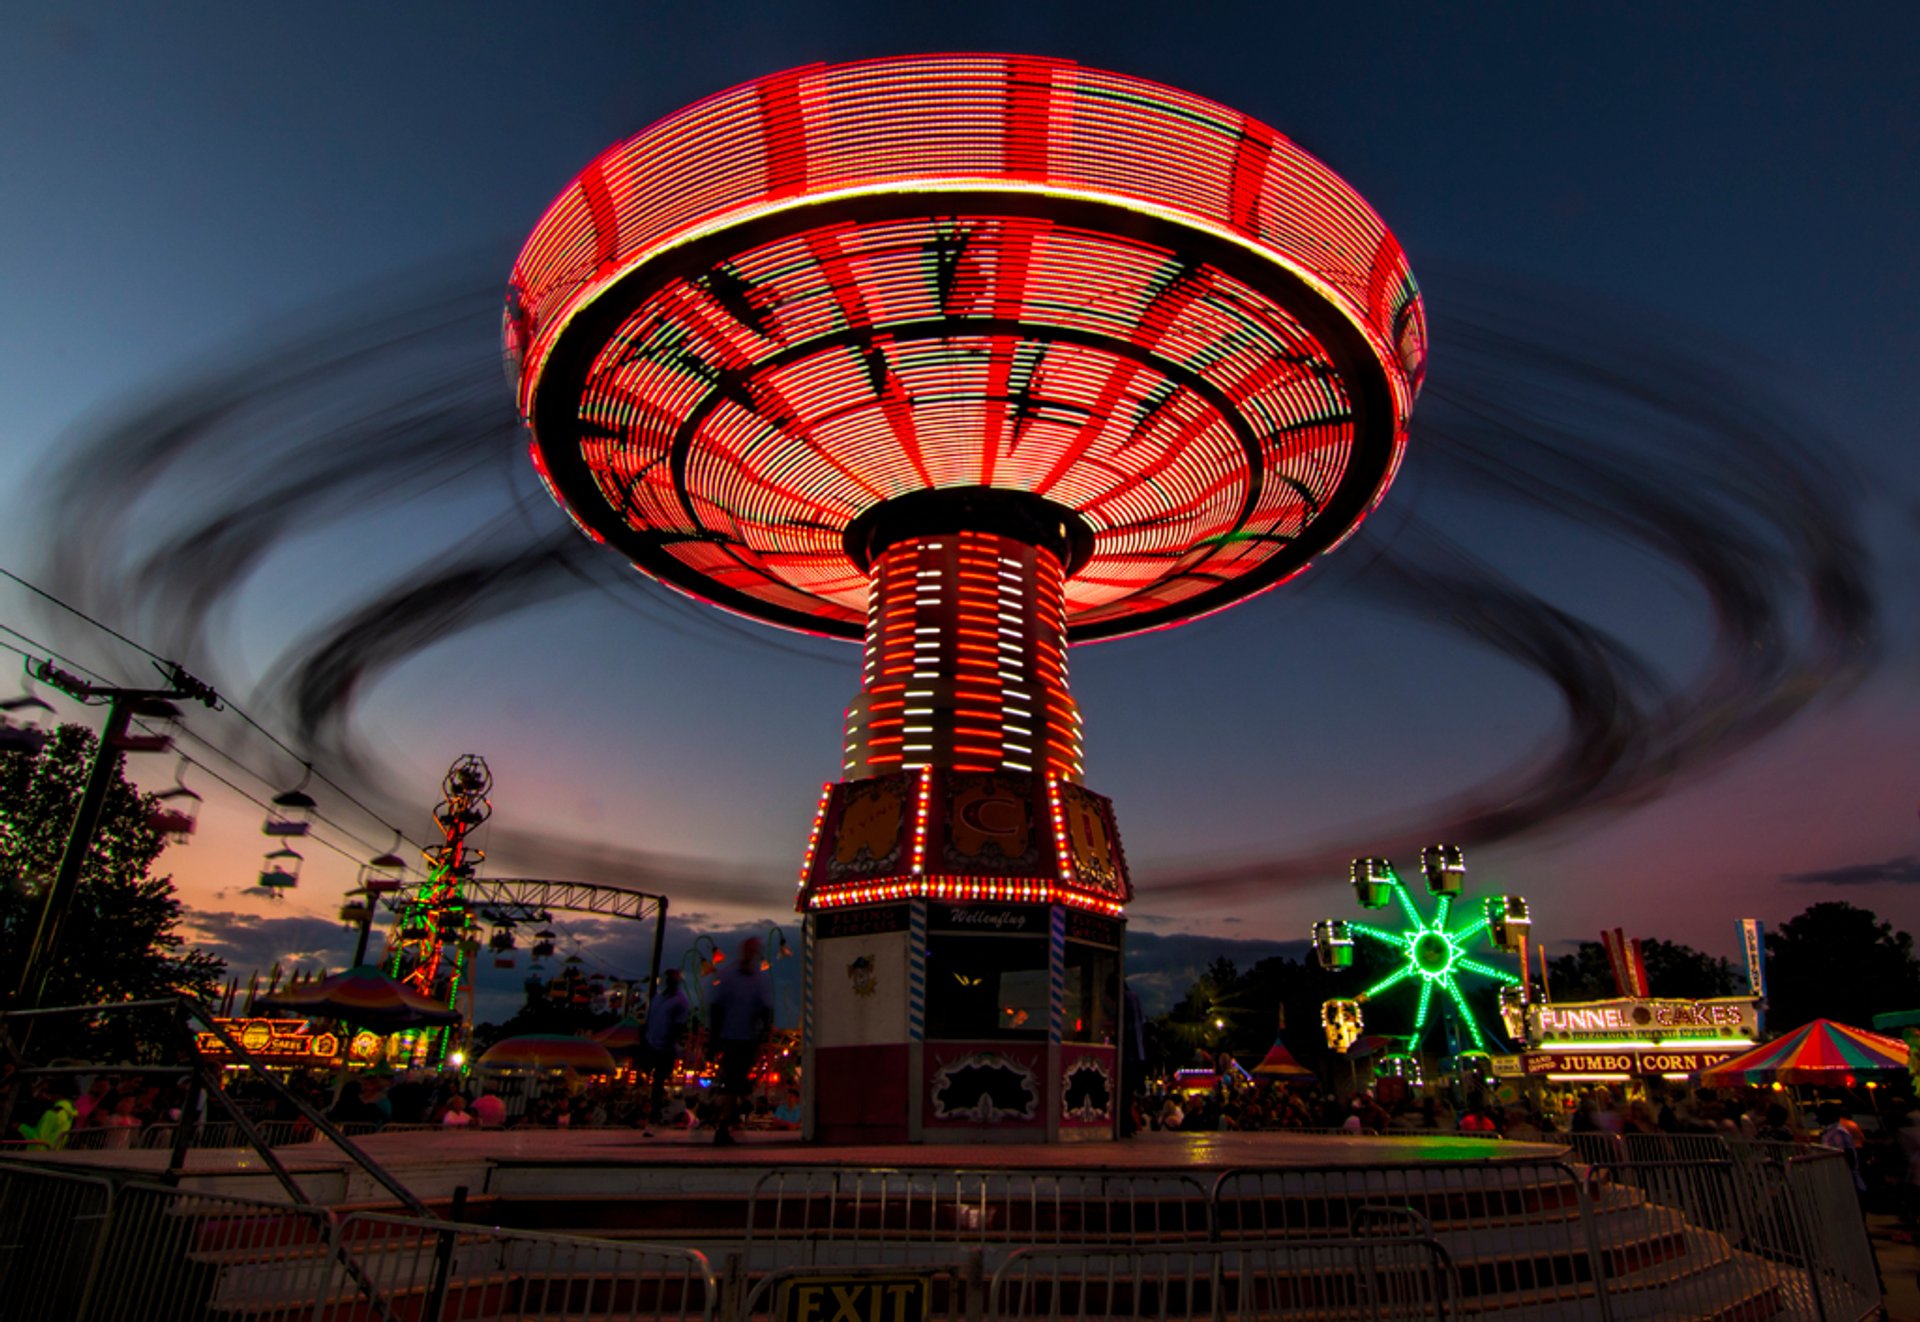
507, 55, 1425, 1140
383, 755, 492, 1065
1313, 848, 1528, 1066
379, 755, 673, 1066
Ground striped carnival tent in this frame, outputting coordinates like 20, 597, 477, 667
477, 1034, 617, 1075
1697, 1018, 1911, 1086
1252, 1038, 1316, 1079
255, 964, 461, 1031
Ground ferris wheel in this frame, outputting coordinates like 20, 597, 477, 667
1312, 846, 1528, 1056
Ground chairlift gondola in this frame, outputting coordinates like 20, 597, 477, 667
112, 698, 180, 753
357, 843, 407, 895
263, 787, 317, 837
258, 847, 302, 895
148, 761, 202, 841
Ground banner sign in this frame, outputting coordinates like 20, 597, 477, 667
1741, 919, 1767, 998
928, 903, 1046, 935
196, 1017, 343, 1066
1523, 1048, 1740, 1076
1526, 996, 1760, 1045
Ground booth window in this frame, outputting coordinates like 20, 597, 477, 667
1063, 941, 1118, 1044
925, 934, 1048, 1040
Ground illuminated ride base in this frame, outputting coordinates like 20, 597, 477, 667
507, 56, 1424, 1142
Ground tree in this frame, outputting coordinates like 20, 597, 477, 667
1765, 902, 1920, 1029
0, 724, 224, 1019
1546, 938, 1740, 1001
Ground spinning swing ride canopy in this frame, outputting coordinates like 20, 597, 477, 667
507, 55, 1425, 640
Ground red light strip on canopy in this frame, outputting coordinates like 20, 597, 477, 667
808, 874, 1124, 919
511, 55, 1423, 644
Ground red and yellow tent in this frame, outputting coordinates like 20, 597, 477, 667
1252, 1038, 1315, 1079
1697, 1018, 1910, 1086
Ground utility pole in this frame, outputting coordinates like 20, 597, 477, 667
12, 659, 220, 1009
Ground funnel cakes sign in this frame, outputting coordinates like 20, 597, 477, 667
1527, 997, 1760, 1046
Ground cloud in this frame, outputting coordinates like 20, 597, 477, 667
1122, 931, 1311, 1016
1782, 855, 1920, 887
184, 910, 359, 980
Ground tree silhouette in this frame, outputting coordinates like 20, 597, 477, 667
1547, 938, 1741, 1001
1765, 902, 1920, 1029
0, 724, 224, 1022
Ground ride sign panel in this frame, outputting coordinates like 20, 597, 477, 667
779, 1275, 930, 1322
1526, 996, 1760, 1045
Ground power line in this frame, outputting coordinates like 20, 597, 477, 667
0, 622, 111, 687
0, 610, 427, 864
0, 564, 422, 850
0, 566, 168, 666
155, 733, 415, 877
166, 722, 416, 864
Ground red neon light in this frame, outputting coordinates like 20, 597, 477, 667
511, 55, 1421, 645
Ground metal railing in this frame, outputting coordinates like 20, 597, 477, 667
1569, 1135, 1880, 1322
990, 1237, 1454, 1321
0, 1137, 1882, 1322
318, 1211, 717, 1321
0, 1161, 115, 1321
78, 1181, 343, 1321
742, 1167, 1213, 1271
1211, 1160, 1604, 1319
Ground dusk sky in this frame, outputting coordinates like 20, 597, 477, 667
1, 4, 1914, 1019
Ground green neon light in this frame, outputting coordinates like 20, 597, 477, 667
1391, 881, 1423, 929
1444, 975, 1486, 1050
1348, 922, 1407, 950
1414, 979, 1434, 1032
1411, 931, 1455, 977
1363, 965, 1416, 999
1453, 956, 1521, 985
1434, 893, 1453, 930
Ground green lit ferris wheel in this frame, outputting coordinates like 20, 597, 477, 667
1313, 847, 1529, 1054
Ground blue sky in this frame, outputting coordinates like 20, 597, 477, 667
1, 3, 1915, 1020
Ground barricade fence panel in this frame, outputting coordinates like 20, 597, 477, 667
80, 1180, 339, 1322
1571, 1156, 1793, 1322
1210, 1161, 1601, 1319
319, 1211, 717, 1322
1783, 1151, 1881, 1322
744, 1168, 1213, 1272
989, 1237, 1452, 1322
0, 1161, 116, 1322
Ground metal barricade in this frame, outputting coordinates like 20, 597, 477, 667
1574, 1153, 1789, 1322
989, 1237, 1452, 1321
319, 1212, 717, 1321
1559, 1131, 1626, 1167
1781, 1150, 1881, 1322
62, 1126, 146, 1153
133, 1118, 319, 1150
78, 1180, 339, 1321
0, 1160, 116, 1322
1211, 1161, 1604, 1320
743, 1167, 1213, 1272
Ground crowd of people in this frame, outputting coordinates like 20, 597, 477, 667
1132, 1076, 1900, 1145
